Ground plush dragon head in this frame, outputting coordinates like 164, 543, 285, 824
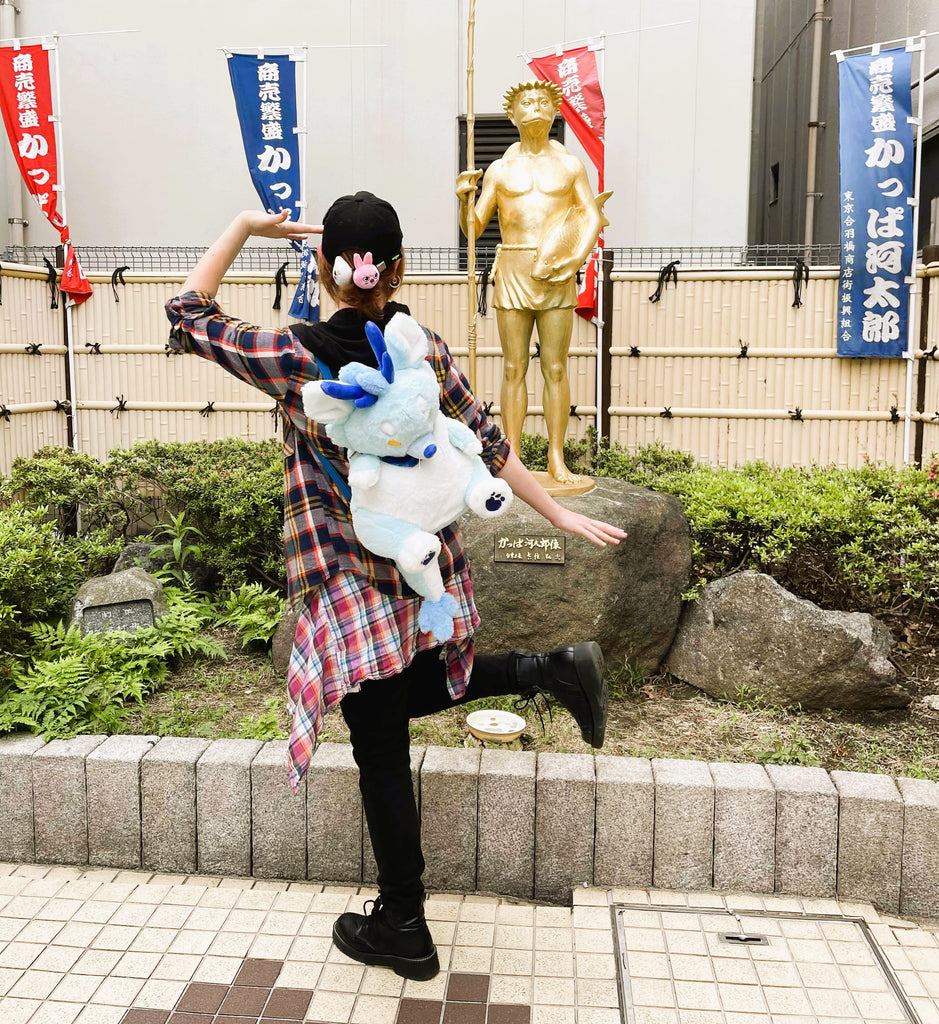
301, 312, 441, 462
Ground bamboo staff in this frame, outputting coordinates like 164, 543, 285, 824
465, 0, 478, 390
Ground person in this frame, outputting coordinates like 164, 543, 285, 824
457, 80, 605, 487
165, 192, 626, 982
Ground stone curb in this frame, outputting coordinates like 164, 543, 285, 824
3, 733, 937, 916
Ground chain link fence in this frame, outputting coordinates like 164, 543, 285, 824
2, 243, 844, 276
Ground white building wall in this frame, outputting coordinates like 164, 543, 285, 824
2, 0, 755, 250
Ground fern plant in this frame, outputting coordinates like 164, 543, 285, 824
216, 583, 285, 648
0, 590, 224, 739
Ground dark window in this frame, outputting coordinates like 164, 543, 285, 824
770, 162, 780, 205
457, 114, 565, 251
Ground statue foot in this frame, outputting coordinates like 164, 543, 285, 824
547, 455, 580, 486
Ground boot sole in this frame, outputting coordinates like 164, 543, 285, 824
573, 641, 607, 748
331, 923, 440, 981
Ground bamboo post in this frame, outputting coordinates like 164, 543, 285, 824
465, 0, 478, 390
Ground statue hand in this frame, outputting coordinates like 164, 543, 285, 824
456, 169, 483, 199
533, 254, 580, 284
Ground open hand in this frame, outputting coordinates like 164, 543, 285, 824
549, 507, 628, 548
240, 209, 322, 242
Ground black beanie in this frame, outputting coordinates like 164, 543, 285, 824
321, 191, 403, 266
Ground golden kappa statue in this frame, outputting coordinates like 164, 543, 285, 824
457, 80, 610, 490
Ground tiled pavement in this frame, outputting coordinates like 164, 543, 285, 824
0, 862, 935, 1024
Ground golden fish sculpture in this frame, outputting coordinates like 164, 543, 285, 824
532, 191, 612, 281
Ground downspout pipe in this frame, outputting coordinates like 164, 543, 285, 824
804, 0, 827, 249
0, 0, 24, 248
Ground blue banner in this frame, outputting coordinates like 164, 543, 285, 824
837, 47, 913, 357
227, 53, 318, 321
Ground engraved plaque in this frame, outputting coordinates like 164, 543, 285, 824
493, 534, 565, 564
82, 599, 155, 634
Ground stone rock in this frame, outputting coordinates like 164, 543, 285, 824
272, 603, 303, 675
460, 476, 691, 670
112, 542, 159, 574
665, 571, 909, 710
69, 567, 168, 634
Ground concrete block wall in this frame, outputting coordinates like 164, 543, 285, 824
2, 733, 938, 917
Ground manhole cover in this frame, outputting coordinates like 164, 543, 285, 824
613, 903, 921, 1023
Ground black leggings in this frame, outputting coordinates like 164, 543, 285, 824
339, 648, 518, 914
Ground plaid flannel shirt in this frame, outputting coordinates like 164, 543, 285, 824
165, 291, 510, 604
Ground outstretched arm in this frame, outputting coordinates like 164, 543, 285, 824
496, 449, 627, 548
182, 211, 321, 297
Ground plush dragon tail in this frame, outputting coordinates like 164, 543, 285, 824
418, 592, 459, 643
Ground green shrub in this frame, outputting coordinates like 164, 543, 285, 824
109, 439, 285, 591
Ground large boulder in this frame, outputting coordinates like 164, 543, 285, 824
69, 567, 168, 635
460, 477, 691, 670
665, 571, 910, 710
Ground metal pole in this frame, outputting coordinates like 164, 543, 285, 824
48, 35, 80, 457
465, 0, 478, 390
903, 32, 926, 466
595, 33, 606, 448
804, 0, 826, 248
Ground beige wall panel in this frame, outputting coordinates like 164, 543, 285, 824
0, 411, 68, 477
0, 272, 63, 349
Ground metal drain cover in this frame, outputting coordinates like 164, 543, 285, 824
613, 904, 921, 1023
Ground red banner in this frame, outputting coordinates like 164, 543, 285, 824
528, 46, 605, 321
527, 46, 605, 177
0, 44, 91, 304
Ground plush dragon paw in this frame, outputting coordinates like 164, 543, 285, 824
466, 477, 513, 519
418, 592, 459, 643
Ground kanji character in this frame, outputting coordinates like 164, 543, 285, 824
863, 277, 901, 310
865, 240, 904, 275
257, 62, 280, 82
260, 122, 283, 141
861, 310, 900, 343
557, 57, 579, 78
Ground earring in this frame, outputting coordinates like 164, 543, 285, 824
390, 275, 401, 288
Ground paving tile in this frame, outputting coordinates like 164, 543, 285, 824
233, 957, 284, 987
487, 1006, 532, 1024
446, 972, 489, 1002
442, 1002, 486, 1024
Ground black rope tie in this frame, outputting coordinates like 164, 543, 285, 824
25, 342, 42, 355
790, 407, 803, 421
660, 407, 673, 419
43, 257, 59, 309
889, 406, 899, 424
111, 395, 127, 417
569, 405, 581, 421
534, 341, 541, 358
85, 342, 102, 355
271, 404, 280, 421
739, 341, 749, 358
110, 265, 129, 302
482, 400, 494, 416
649, 260, 680, 303
629, 346, 641, 357
922, 347, 937, 361
272, 262, 289, 311
477, 258, 491, 315
792, 258, 810, 308
54, 399, 70, 414
199, 401, 215, 418
0, 405, 10, 422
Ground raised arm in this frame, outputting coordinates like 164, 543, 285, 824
183, 210, 321, 297
456, 164, 499, 240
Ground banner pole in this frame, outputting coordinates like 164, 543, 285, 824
465, 0, 478, 391
47, 35, 80, 459
903, 31, 926, 466
595, 32, 606, 450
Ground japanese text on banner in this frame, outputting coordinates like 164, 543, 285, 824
837, 47, 914, 358
0, 45, 64, 233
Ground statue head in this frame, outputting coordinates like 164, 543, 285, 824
503, 80, 562, 133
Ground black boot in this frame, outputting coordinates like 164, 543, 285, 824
332, 897, 439, 981
514, 641, 607, 748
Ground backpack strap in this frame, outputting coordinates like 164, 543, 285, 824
306, 358, 353, 501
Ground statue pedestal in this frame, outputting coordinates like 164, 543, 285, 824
532, 471, 595, 498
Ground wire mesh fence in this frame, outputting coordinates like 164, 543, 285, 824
2, 242, 844, 276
